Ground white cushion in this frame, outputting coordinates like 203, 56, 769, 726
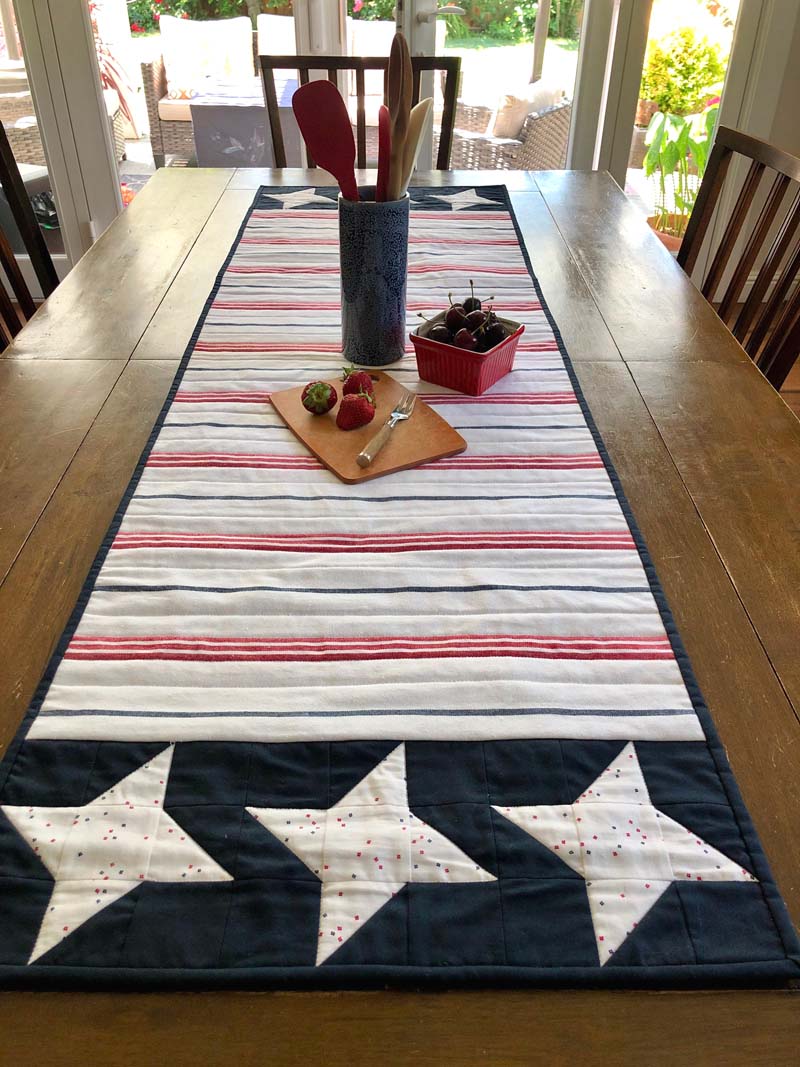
159, 14, 254, 96
491, 81, 565, 139
257, 14, 297, 56
157, 95, 193, 123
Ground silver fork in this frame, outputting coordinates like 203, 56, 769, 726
356, 389, 416, 468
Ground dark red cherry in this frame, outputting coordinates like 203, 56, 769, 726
465, 309, 486, 331
454, 327, 476, 350
445, 304, 467, 331
483, 321, 507, 348
428, 324, 453, 344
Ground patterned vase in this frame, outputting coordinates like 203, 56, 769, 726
339, 187, 410, 366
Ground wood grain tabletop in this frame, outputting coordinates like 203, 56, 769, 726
1, 167, 798, 1066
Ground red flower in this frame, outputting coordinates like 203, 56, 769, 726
131, 21, 143, 32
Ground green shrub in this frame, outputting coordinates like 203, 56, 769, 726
639, 27, 725, 115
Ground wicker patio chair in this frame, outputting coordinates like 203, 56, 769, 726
143, 32, 262, 167
440, 99, 572, 171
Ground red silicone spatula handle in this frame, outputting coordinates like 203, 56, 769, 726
376, 104, 391, 202
292, 80, 359, 202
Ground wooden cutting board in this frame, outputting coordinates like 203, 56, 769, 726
269, 371, 467, 484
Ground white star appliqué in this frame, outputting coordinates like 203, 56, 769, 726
248, 743, 495, 965
493, 742, 756, 964
2, 746, 233, 963
270, 187, 334, 210
429, 188, 496, 211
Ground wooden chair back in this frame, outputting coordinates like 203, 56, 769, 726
678, 126, 800, 389
0, 121, 58, 346
259, 54, 461, 171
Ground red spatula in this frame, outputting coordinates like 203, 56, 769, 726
291, 80, 359, 202
376, 104, 391, 202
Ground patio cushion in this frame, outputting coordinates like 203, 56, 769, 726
491, 80, 564, 139
257, 13, 297, 56
159, 14, 255, 97
157, 95, 193, 123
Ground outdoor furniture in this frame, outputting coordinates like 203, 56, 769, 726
142, 19, 262, 167
442, 98, 572, 170
189, 75, 302, 168
259, 54, 461, 169
0, 86, 125, 167
0, 165, 798, 1059
679, 125, 800, 389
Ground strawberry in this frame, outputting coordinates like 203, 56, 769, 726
301, 380, 337, 414
336, 391, 376, 431
341, 365, 375, 398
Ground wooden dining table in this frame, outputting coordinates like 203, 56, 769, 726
1, 167, 799, 1064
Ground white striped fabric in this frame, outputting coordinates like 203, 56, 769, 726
30, 186, 702, 743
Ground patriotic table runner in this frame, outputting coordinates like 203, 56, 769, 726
1, 186, 797, 988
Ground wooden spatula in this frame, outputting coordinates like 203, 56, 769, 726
291, 80, 359, 202
386, 32, 412, 201
398, 98, 433, 196
376, 104, 391, 202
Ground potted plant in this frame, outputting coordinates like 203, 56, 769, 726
630, 26, 724, 169
642, 101, 718, 253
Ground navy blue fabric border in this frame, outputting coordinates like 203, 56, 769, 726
0, 184, 798, 990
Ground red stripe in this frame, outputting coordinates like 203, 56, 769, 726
67, 633, 671, 662
226, 264, 529, 276
111, 532, 635, 552
250, 210, 512, 221
238, 236, 521, 247
65, 650, 674, 663
71, 635, 670, 650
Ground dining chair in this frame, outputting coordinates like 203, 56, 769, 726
678, 126, 800, 390
259, 54, 461, 171
0, 119, 58, 300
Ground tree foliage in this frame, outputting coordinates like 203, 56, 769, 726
639, 27, 725, 115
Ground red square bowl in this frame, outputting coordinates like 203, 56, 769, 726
410, 313, 525, 396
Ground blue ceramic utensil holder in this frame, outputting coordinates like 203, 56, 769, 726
339, 187, 410, 366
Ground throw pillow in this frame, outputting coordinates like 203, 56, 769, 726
491, 81, 565, 139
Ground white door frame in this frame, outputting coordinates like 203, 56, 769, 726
14, 0, 122, 270
567, 0, 652, 186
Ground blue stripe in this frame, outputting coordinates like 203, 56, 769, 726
39, 707, 694, 719
93, 582, 651, 595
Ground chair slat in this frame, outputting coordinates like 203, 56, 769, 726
355, 66, 367, 171
677, 142, 732, 275
758, 287, 800, 389
701, 159, 764, 300
0, 222, 35, 318
747, 239, 800, 362
733, 189, 800, 345
717, 172, 791, 323
259, 54, 461, 176
260, 61, 288, 167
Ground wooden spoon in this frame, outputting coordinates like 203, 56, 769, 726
291, 80, 359, 202
376, 104, 391, 202
398, 97, 433, 196
386, 32, 412, 201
